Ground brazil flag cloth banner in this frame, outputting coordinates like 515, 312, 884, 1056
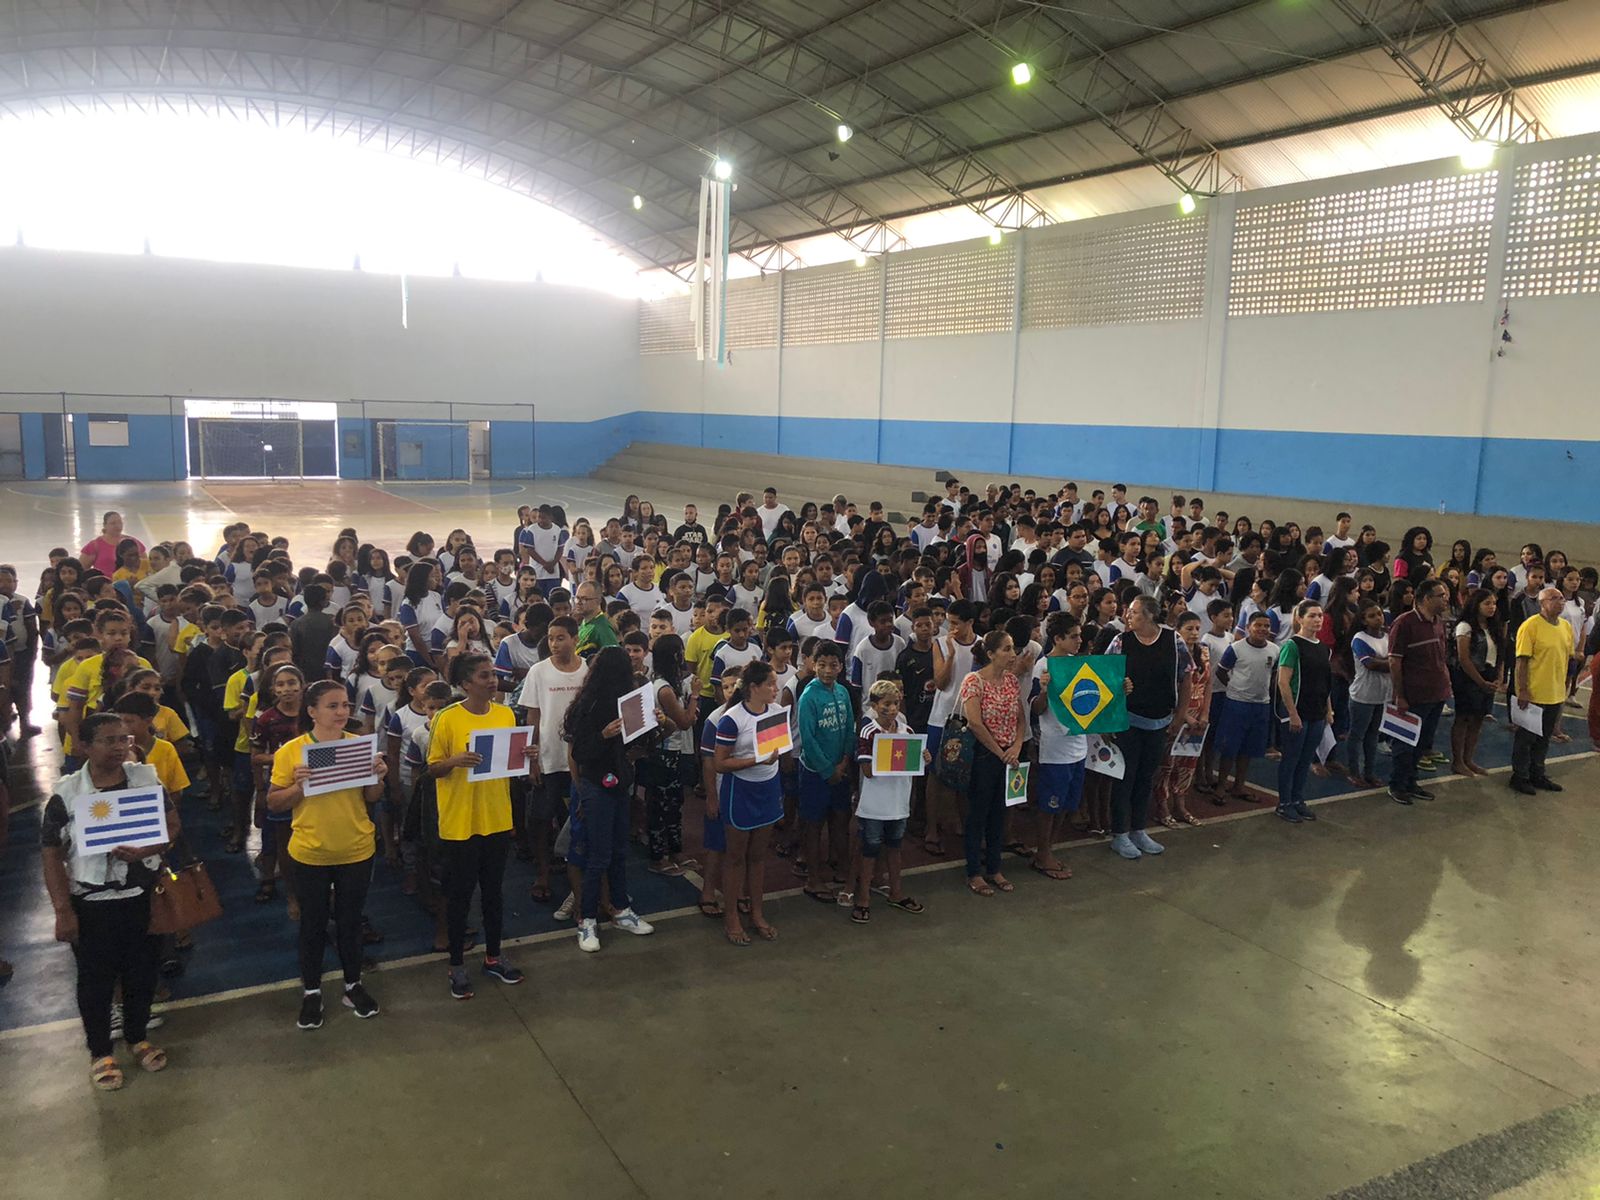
1045, 655, 1129, 735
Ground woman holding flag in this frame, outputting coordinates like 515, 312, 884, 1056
712, 661, 787, 946
41, 711, 179, 1090
427, 654, 525, 999
267, 680, 387, 1029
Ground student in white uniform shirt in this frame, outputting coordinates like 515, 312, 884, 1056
661, 571, 698, 639
756, 487, 792, 541
848, 602, 906, 713
787, 584, 837, 642
618, 556, 663, 621
518, 505, 568, 597
1324, 513, 1356, 552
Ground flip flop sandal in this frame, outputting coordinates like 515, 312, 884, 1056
697, 900, 724, 919
886, 896, 925, 914
967, 879, 995, 897
1030, 862, 1071, 880
1180, 813, 1203, 826
676, 858, 700, 870
737, 898, 752, 915
849, 905, 871, 924
130, 1041, 168, 1073
91, 1056, 124, 1091
254, 882, 276, 904
529, 885, 552, 903
752, 923, 778, 941
725, 929, 751, 948
803, 889, 836, 904
988, 877, 1016, 893
648, 863, 686, 876
1004, 841, 1030, 856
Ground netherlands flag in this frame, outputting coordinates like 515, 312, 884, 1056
469, 726, 538, 781
1379, 704, 1423, 746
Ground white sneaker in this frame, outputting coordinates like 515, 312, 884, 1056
554, 893, 576, 921
577, 918, 601, 953
612, 908, 654, 936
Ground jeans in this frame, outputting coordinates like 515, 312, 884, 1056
442, 832, 510, 966
1511, 702, 1562, 784
1389, 700, 1444, 792
291, 855, 372, 990
1346, 700, 1383, 779
71, 892, 158, 1059
1112, 725, 1168, 835
1277, 720, 1326, 810
1330, 677, 1351, 739
963, 744, 1006, 878
575, 777, 633, 922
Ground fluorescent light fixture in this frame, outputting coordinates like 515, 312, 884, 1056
837, 123, 853, 143
1460, 141, 1496, 170
1011, 62, 1032, 86
712, 158, 733, 180
1178, 192, 1197, 215
631, 194, 643, 210
989, 229, 1004, 245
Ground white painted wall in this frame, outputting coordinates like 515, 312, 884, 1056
1481, 294, 1600, 437
0, 247, 640, 420
881, 333, 1013, 424
1015, 321, 1207, 424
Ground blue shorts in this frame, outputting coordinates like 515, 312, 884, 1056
859, 816, 908, 857
701, 813, 727, 853
1036, 760, 1086, 814
1214, 697, 1271, 758
720, 773, 783, 831
798, 765, 852, 823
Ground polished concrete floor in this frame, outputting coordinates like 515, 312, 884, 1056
1, 477, 1598, 1199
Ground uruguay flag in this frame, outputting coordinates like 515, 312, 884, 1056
73, 787, 167, 851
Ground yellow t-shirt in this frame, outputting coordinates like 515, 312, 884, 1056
113, 563, 149, 584
426, 702, 514, 841
685, 625, 724, 699
174, 621, 203, 655
269, 733, 377, 867
155, 704, 190, 744
146, 737, 191, 798
62, 652, 154, 754
1515, 616, 1575, 706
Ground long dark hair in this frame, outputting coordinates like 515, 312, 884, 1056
1460, 586, 1505, 641
563, 646, 636, 740
402, 560, 435, 606
651, 633, 687, 686
1227, 566, 1258, 611
760, 575, 794, 630
1266, 568, 1303, 612
731, 660, 775, 707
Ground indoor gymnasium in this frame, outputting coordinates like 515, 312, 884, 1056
2, 2, 1600, 1198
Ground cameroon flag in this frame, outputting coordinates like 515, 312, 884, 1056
871, 733, 927, 777
1045, 655, 1129, 735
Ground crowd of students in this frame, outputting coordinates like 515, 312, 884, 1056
1, 482, 1597, 1091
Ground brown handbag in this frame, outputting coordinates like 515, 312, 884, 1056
147, 862, 224, 935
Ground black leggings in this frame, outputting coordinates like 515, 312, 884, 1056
443, 832, 510, 967
291, 855, 373, 991
1112, 725, 1168, 835
72, 892, 158, 1059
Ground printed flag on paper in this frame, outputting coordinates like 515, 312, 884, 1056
1085, 734, 1126, 779
302, 734, 380, 797
72, 787, 168, 852
468, 726, 538, 781
755, 707, 793, 759
1380, 705, 1422, 746
871, 733, 927, 777
1046, 655, 1129, 734
1004, 761, 1031, 807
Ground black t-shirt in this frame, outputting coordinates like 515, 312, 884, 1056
1120, 626, 1181, 721
1282, 636, 1332, 722
894, 644, 935, 731
672, 523, 708, 547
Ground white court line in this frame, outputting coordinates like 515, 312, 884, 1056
1, 748, 1592, 1044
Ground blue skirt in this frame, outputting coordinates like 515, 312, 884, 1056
719, 773, 783, 832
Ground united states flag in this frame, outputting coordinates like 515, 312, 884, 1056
306, 739, 378, 789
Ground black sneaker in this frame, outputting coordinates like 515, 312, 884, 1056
1510, 778, 1538, 796
483, 958, 525, 985
1407, 786, 1435, 802
297, 992, 324, 1030
1533, 777, 1564, 792
342, 983, 379, 1018
1387, 786, 1415, 806
1296, 804, 1317, 822
448, 967, 474, 1001
1276, 805, 1302, 823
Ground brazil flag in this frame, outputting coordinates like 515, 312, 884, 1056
1045, 655, 1128, 735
